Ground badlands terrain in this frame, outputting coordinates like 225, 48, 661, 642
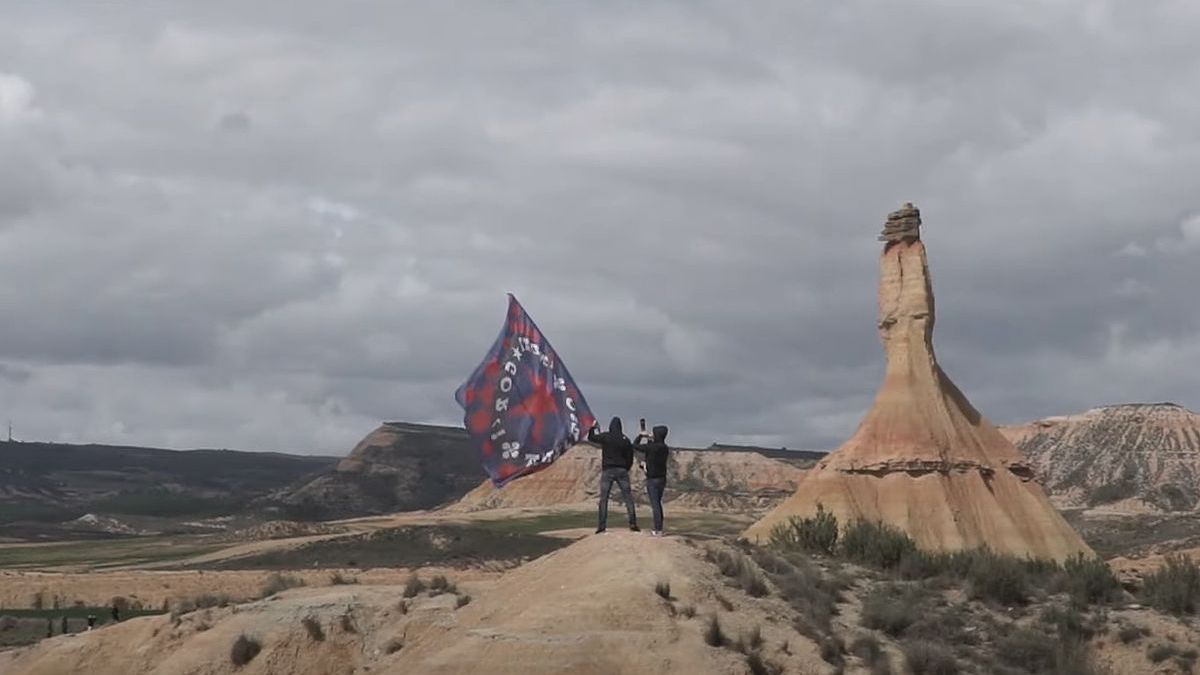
5, 205, 1200, 673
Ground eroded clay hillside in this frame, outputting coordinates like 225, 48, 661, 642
1000, 403, 1200, 512
452, 444, 808, 513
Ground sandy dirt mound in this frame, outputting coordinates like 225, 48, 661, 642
746, 205, 1090, 561
453, 444, 804, 513
1, 534, 833, 675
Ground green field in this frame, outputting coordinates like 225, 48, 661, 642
199, 524, 568, 571
0, 535, 227, 570
0, 507, 752, 573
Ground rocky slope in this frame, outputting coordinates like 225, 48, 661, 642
452, 444, 809, 512
746, 204, 1090, 560
0, 534, 832, 675
266, 423, 485, 520
1000, 403, 1200, 512
4, 530, 1191, 675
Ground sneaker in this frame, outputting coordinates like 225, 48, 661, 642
629, 524, 641, 532
595, 527, 606, 534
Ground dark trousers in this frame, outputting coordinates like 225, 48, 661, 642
646, 477, 666, 531
598, 467, 637, 528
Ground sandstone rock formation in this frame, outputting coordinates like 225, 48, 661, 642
1000, 403, 1200, 512
745, 205, 1092, 560
268, 423, 484, 519
451, 444, 808, 513
877, 201, 922, 242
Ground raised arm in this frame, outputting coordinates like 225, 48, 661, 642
633, 433, 650, 454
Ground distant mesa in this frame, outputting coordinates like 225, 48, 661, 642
746, 203, 1092, 561
267, 422, 484, 520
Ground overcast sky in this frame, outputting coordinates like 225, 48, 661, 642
1, 2, 1198, 456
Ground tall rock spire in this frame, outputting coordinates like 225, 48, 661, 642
745, 204, 1091, 560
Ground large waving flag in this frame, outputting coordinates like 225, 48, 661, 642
455, 294, 596, 488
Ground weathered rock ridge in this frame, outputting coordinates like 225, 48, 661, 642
452, 443, 808, 512
1000, 403, 1200, 512
746, 205, 1091, 560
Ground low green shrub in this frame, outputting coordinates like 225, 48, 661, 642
1058, 554, 1122, 606
861, 585, 920, 637
403, 574, 426, 599
1116, 622, 1148, 644
965, 550, 1029, 606
840, 520, 917, 570
301, 617, 324, 641
745, 652, 782, 675
230, 634, 261, 667
428, 575, 456, 595
704, 615, 726, 647
851, 633, 885, 665
903, 640, 960, 675
260, 573, 305, 598
706, 547, 769, 597
751, 549, 838, 635
1141, 554, 1200, 615
768, 504, 838, 555
1147, 643, 1177, 664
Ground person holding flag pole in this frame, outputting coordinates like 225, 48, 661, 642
587, 417, 640, 534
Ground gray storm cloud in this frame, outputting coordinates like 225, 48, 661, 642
0, 1, 1198, 454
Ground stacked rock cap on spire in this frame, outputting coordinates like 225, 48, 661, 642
878, 202, 922, 242
744, 203, 1092, 561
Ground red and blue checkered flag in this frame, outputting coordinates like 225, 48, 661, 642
455, 294, 597, 487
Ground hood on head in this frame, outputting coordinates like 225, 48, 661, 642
609, 417, 623, 436
652, 425, 668, 442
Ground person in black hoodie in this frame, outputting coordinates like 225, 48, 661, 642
588, 417, 640, 534
635, 424, 670, 537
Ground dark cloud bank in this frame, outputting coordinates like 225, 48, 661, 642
1, 2, 1198, 455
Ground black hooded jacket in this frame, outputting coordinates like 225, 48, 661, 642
588, 417, 634, 470
635, 425, 670, 479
